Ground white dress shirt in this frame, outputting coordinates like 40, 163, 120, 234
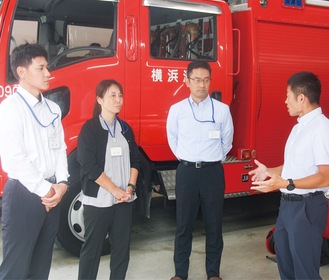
281, 107, 329, 194
166, 95, 233, 162
0, 86, 68, 197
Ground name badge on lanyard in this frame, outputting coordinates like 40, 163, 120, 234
49, 136, 61, 149
111, 147, 122, 157
209, 130, 220, 139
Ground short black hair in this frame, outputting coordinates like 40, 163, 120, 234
287, 71, 321, 105
186, 61, 211, 78
10, 43, 48, 81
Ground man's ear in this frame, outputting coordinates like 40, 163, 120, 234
299, 94, 305, 103
16, 66, 25, 79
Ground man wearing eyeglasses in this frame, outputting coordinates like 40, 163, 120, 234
166, 61, 234, 280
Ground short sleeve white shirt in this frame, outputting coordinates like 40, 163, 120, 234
281, 107, 329, 194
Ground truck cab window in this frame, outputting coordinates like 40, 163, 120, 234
11, 20, 38, 52
7, 19, 38, 83
47, 24, 115, 68
8, 0, 117, 72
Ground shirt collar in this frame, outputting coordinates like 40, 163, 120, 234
16, 85, 43, 107
188, 94, 210, 107
297, 107, 322, 126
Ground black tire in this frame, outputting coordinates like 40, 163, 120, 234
56, 149, 111, 257
265, 226, 276, 255
265, 227, 329, 267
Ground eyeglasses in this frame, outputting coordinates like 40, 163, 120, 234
188, 77, 211, 85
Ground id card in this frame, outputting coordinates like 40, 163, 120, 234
208, 130, 220, 139
111, 147, 122, 157
49, 136, 60, 149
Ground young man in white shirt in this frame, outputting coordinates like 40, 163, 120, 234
249, 71, 329, 280
0, 43, 69, 279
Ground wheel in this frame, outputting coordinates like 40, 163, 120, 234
56, 150, 111, 257
56, 179, 85, 257
265, 227, 329, 266
265, 226, 276, 255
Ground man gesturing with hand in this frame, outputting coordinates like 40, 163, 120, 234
249, 72, 329, 280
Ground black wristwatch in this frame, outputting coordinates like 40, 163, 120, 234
287, 179, 295, 191
128, 183, 137, 194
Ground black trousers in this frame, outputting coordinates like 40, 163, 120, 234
78, 202, 134, 280
0, 179, 60, 280
174, 162, 225, 279
274, 194, 328, 280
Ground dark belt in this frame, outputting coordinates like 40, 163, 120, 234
281, 191, 324, 201
180, 159, 221, 169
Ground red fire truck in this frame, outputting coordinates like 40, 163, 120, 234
0, 0, 328, 257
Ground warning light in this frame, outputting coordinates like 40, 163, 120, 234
237, 149, 251, 160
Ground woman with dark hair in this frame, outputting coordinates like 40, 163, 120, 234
77, 80, 140, 280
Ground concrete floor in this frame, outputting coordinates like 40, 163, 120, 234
48, 225, 329, 280
2, 194, 329, 279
